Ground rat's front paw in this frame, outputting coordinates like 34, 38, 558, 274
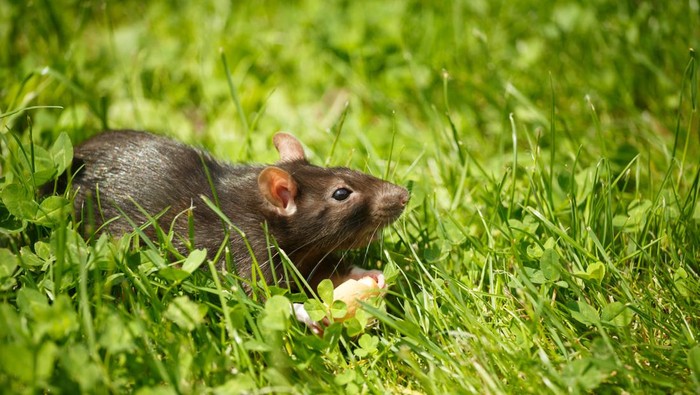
293, 303, 326, 336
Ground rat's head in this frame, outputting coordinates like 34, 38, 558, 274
257, 133, 409, 253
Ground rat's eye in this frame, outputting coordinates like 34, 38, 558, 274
332, 188, 352, 201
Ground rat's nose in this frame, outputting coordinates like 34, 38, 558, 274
386, 184, 409, 207
399, 188, 409, 206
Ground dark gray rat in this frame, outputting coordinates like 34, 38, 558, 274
65, 130, 409, 296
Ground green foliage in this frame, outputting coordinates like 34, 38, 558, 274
1, 0, 699, 393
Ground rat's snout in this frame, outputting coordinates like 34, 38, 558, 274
375, 183, 409, 224
388, 184, 410, 207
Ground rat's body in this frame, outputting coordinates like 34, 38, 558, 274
67, 130, 408, 291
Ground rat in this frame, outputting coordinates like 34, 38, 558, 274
61, 130, 409, 330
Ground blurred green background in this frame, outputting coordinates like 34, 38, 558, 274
3, 1, 696, 163
2, 0, 699, 393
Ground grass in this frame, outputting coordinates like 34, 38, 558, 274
1, 0, 700, 393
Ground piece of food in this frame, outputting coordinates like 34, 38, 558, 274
332, 277, 382, 322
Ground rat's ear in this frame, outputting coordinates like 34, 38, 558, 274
273, 132, 306, 162
258, 166, 298, 215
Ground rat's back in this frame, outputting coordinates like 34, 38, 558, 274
71, 130, 219, 234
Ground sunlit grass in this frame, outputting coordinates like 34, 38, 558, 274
1, 0, 699, 393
